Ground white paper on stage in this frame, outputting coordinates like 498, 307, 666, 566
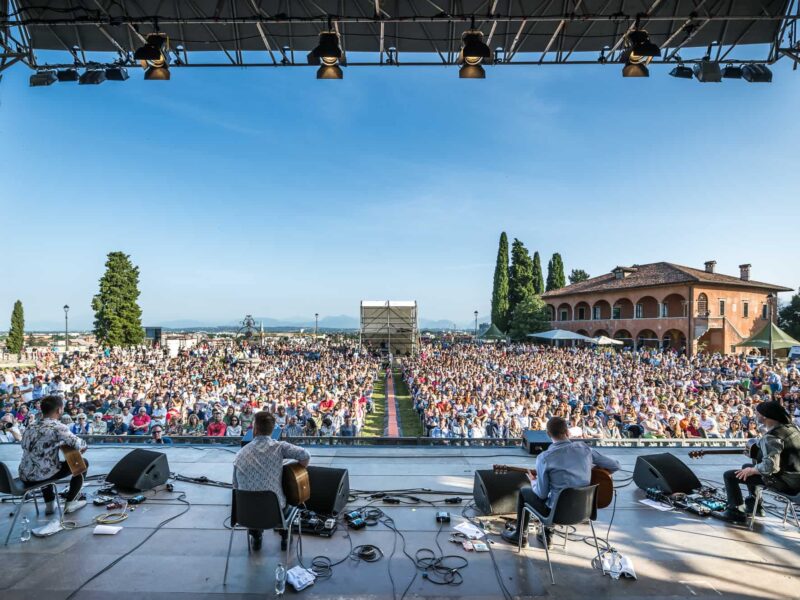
638, 499, 673, 511
453, 521, 485, 539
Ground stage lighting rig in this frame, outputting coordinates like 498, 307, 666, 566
621, 23, 660, 78
79, 68, 106, 85
742, 64, 772, 82
669, 64, 694, 79
458, 23, 491, 78
135, 33, 170, 80
29, 70, 57, 87
308, 29, 344, 79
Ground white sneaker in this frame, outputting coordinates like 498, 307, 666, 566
44, 501, 56, 516
64, 500, 87, 514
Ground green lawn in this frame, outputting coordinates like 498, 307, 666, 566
393, 367, 423, 437
360, 370, 386, 437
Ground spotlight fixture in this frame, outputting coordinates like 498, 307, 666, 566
105, 66, 129, 81
29, 70, 57, 87
693, 60, 722, 82
621, 60, 649, 78
135, 33, 170, 80
622, 25, 659, 78
308, 30, 343, 79
56, 68, 79, 82
458, 27, 491, 78
742, 64, 772, 82
669, 64, 694, 79
79, 69, 106, 85
722, 65, 743, 79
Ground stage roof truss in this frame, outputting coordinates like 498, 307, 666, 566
2, 0, 799, 73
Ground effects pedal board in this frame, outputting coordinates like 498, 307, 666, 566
293, 511, 338, 537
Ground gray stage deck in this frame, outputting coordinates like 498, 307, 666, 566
0, 444, 797, 600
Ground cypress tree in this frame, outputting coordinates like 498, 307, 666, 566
532, 251, 544, 295
546, 253, 566, 292
92, 252, 145, 347
508, 239, 535, 317
491, 232, 510, 332
7, 300, 24, 356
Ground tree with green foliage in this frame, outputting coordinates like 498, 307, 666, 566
508, 295, 551, 341
778, 288, 800, 341
7, 300, 24, 356
568, 269, 590, 285
491, 232, 510, 332
92, 252, 145, 347
508, 239, 535, 318
546, 253, 566, 292
532, 251, 544, 295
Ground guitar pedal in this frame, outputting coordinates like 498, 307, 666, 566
324, 518, 336, 529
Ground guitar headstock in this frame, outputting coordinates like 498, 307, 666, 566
688, 450, 704, 459
493, 464, 509, 474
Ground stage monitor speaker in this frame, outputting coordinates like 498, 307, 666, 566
106, 449, 170, 492
633, 453, 701, 494
522, 430, 551, 455
305, 466, 350, 515
473, 469, 530, 515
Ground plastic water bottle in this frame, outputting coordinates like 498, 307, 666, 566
274, 563, 286, 595
20, 517, 31, 543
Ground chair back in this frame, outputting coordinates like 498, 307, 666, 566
231, 489, 285, 530
550, 484, 598, 526
0, 462, 19, 495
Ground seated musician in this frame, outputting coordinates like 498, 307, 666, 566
19, 395, 88, 515
232, 411, 310, 551
722, 401, 800, 523
502, 416, 620, 549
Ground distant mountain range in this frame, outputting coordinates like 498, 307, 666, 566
18, 314, 491, 333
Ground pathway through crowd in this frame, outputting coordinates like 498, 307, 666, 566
385, 370, 400, 437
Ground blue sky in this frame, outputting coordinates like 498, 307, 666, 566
1, 59, 799, 330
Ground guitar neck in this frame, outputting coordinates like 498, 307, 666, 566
494, 465, 535, 475
695, 449, 748, 456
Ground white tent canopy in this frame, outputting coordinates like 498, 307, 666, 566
594, 336, 624, 346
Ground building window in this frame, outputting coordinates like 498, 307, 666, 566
612, 306, 621, 320
636, 304, 644, 319
719, 299, 725, 316
743, 302, 749, 318
697, 293, 709, 317
683, 302, 688, 317
577, 307, 586, 320
660, 303, 668, 318
593, 306, 601, 320
560, 310, 568, 321
762, 304, 768, 320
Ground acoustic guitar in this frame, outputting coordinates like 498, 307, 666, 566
493, 464, 614, 509
282, 462, 311, 506
61, 446, 88, 476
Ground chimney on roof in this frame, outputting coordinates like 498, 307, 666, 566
704, 260, 716, 274
739, 264, 751, 281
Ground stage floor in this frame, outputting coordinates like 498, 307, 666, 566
0, 443, 797, 600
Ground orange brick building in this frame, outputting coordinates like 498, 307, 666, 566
541, 262, 791, 356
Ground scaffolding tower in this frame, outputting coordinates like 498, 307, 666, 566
360, 301, 418, 357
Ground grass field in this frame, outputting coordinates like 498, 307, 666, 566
393, 367, 423, 437
360, 370, 386, 437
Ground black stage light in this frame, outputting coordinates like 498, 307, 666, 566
722, 65, 743, 79
627, 29, 661, 60
621, 51, 649, 78
316, 63, 343, 79
693, 61, 722, 82
669, 65, 694, 79
105, 66, 129, 81
742, 64, 772, 83
459, 63, 485, 79
56, 68, 79, 82
29, 70, 57, 87
135, 34, 170, 80
79, 69, 106, 85
458, 28, 491, 78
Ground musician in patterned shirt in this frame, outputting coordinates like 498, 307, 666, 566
19, 395, 88, 515
232, 411, 309, 551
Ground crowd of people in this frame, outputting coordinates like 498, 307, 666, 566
0, 338, 379, 442
403, 343, 800, 441
3, 337, 800, 445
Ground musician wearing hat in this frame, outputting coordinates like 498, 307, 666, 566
722, 400, 800, 523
